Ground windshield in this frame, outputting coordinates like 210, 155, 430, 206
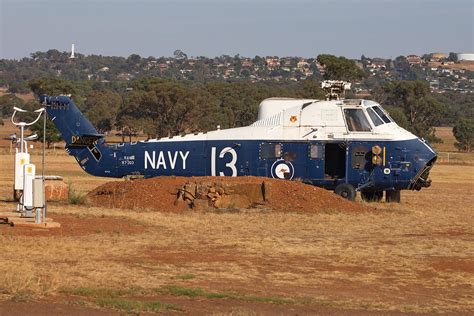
344, 109, 372, 132
367, 107, 384, 126
373, 106, 392, 123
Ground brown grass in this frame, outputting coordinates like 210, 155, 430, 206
0, 159, 473, 313
0, 124, 473, 313
433, 126, 458, 152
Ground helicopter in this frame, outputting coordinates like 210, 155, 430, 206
39, 81, 437, 202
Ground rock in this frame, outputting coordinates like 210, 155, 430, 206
45, 179, 68, 201
196, 184, 208, 199
217, 194, 252, 209
216, 186, 225, 195
207, 192, 219, 199
193, 199, 210, 211
262, 181, 272, 202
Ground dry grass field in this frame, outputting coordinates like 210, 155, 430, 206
0, 124, 473, 315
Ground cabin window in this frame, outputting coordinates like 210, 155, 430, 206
260, 143, 282, 159
88, 145, 102, 161
344, 109, 372, 132
373, 106, 392, 123
309, 144, 323, 159
367, 107, 384, 126
351, 145, 369, 169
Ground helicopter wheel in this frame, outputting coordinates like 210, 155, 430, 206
385, 190, 401, 203
361, 191, 383, 202
334, 183, 356, 201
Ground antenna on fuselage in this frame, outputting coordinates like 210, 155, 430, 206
321, 80, 351, 100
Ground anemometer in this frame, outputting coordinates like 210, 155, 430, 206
11, 105, 47, 221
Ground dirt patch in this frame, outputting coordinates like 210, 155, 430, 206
430, 257, 474, 273
0, 213, 146, 237
87, 176, 370, 213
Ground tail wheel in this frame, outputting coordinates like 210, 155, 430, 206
386, 190, 401, 203
334, 183, 356, 201
361, 191, 383, 202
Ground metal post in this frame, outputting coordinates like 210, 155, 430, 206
42, 107, 47, 223
19, 125, 24, 153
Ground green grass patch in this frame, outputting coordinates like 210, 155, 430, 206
175, 274, 195, 280
68, 184, 87, 205
64, 285, 294, 312
160, 285, 293, 304
64, 287, 143, 298
240, 294, 293, 304
96, 297, 180, 313
10, 292, 35, 302
62, 287, 181, 313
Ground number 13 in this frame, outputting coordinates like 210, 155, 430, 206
211, 147, 237, 176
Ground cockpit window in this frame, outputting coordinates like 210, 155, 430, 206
343, 109, 372, 132
373, 106, 392, 123
367, 107, 384, 126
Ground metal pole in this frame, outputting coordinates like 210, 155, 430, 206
20, 125, 24, 153
42, 108, 47, 223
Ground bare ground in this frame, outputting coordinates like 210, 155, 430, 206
0, 153, 473, 315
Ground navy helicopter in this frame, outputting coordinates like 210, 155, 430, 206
39, 81, 437, 202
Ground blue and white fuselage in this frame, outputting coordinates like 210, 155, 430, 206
41, 95, 437, 200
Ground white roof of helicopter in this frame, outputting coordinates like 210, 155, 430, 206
143, 97, 418, 144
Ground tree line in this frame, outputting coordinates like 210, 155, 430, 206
0, 77, 472, 151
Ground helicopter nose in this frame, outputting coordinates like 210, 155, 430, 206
410, 138, 437, 190
420, 138, 437, 160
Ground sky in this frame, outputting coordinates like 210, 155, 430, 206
1, 0, 473, 60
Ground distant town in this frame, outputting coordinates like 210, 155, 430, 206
1, 50, 473, 95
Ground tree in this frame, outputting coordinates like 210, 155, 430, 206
118, 79, 222, 138
83, 90, 122, 133
30, 116, 62, 148
316, 54, 366, 81
394, 56, 410, 73
127, 54, 142, 66
28, 77, 91, 107
173, 49, 188, 60
299, 80, 325, 99
453, 118, 474, 152
375, 80, 445, 143
385, 106, 409, 129
448, 52, 458, 62
0, 94, 25, 117
29, 77, 78, 99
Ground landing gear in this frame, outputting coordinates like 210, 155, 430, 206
361, 191, 383, 202
386, 190, 401, 203
334, 183, 356, 201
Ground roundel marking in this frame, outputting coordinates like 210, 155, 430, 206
270, 160, 295, 180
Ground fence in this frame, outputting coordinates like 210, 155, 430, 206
436, 151, 474, 165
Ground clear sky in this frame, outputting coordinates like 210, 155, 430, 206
1, 0, 473, 60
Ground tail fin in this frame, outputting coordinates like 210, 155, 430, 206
40, 95, 103, 147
